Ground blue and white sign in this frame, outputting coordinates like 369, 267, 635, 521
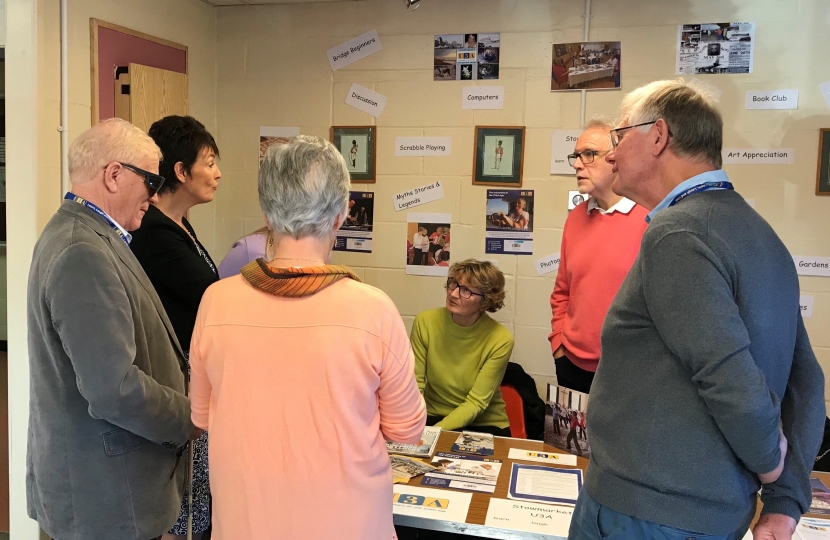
485, 190, 534, 255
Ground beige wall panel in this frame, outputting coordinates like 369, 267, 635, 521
374, 80, 473, 128
376, 128, 424, 176
514, 276, 556, 328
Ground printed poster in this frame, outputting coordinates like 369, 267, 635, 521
334, 191, 373, 253
407, 213, 451, 276
676, 22, 756, 75
434, 33, 500, 81
551, 42, 621, 91
259, 126, 300, 164
485, 190, 534, 255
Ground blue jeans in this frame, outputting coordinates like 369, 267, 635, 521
568, 489, 751, 540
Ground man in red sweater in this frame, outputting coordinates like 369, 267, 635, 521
548, 118, 648, 393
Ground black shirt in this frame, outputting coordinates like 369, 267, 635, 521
130, 204, 218, 352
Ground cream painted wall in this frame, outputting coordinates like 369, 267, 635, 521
35, 0, 218, 248
213, 0, 830, 400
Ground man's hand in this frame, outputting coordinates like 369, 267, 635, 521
189, 427, 204, 441
758, 428, 788, 484
752, 513, 796, 540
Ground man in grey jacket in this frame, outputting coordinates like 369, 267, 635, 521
27, 119, 196, 540
569, 79, 825, 539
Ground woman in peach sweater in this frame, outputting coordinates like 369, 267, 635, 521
189, 135, 426, 539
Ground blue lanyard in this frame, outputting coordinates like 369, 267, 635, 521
669, 181, 734, 208
64, 192, 130, 245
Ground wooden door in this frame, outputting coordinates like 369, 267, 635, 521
114, 62, 188, 132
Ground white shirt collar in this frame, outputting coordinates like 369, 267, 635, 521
587, 197, 636, 215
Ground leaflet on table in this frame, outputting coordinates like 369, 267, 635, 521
390, 455, 440, 484
393, 484, 472, 524
507, 463, 583, 505
485, 498, 574, 537
507, 448, 578, 467
386, 426, 442, 458
451, 431, 495, 455
810, 478, 830, 515
335, 191, 373, 253
485, 190, 534, 255
421, 452, 502, 493
676, 22, 755, 75
797, 517, 830, 540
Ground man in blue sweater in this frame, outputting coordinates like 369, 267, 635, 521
569, 79, 826, 539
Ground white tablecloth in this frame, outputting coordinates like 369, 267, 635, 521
568, 66, 614, 86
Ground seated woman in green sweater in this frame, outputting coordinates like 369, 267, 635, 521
411, 259, 514, 436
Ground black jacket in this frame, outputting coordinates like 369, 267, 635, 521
502, 362, 546, 440
130, 205, 218, 352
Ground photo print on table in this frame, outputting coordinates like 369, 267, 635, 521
406, 213, 451, 277
330, 126, 377, 183
551, 41, 621, 91
434, 32, 500, 81
544, 384, 591, 460
473, 126, 525, 187
334, 191, 374, 253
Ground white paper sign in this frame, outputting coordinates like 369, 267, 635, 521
393, 484, 472, 524
535, 253, 561, 276
793, 256, 830, 277
820, 80, 830, 109
568, 190, 589, 210
722, 149, 794, 165
327, 30, 382, 71
507, 448, 577, 466
462, 86, 504, 110
800, 295, 815, 319
394, 137, 452, 157
745, 90, 798, 110
393, 181, 445, 211
550, 130, 582, 175
345, 83, 388, 117
485, 498, 573, 536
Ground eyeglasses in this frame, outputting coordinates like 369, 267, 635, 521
567, 149, 610, 167
446, 278, 484, 300
610, 121, 673, 148
112, 162, 166, 196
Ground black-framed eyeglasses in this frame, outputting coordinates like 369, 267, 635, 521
610, 121, 673, 148
111, 162, 166, 196
446, 278, 484, 300
567, 149, 610, 167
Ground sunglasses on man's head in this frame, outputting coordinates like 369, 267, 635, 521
106, 162, 166, 196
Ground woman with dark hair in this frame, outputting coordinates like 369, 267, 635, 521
130, 114, 221, 540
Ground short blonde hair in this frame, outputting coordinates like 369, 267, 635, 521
68, 118, 162, 184
448, 259, 506, 313
620, 78, 723, 168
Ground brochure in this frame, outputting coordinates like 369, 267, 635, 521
451, 431, 495, 456
811, 478, 830, 516
797, 517, 830, 540
421, 452, 503, 494
390, 455, 440, 484
386, 426, 442, 458
507, 463, 582, 505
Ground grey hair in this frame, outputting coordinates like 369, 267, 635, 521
619, 78, 723, 168
583, 115, 617, 150
258, 135, 350, 239
68, 118, 162, 184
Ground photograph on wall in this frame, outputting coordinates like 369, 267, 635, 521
330, 126, 377, 183
676, 22, 755, 75
544, 384, 591, 460
334, 191, 374, 253
259, 126, 300, 165
473, 126, 525, 186
406, 213, 451, 277
551, 42, 621, 91
485, 190, 534, 255
816, 129, 830, 196
434, 33, 500, 81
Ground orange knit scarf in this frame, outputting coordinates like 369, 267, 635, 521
241, 258, 361, 297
